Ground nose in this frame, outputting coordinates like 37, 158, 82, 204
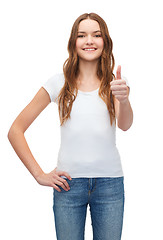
86, 34, 94, 45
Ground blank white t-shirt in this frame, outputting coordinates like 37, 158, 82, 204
42, 73, 130, 178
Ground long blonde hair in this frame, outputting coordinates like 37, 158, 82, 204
56, 12, 116, 126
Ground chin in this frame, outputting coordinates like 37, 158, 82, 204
77, 49, 102, 61
79, 54, 102, 62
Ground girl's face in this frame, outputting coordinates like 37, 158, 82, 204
76, 19, 104, 62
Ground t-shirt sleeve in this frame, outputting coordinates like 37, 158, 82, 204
42, 73, 64, 103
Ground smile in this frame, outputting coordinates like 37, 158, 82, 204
83, 48, 97, 51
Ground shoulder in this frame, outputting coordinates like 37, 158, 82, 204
42, 72, 65, 103
43, 72, 65, 91
47, 72, 65, 85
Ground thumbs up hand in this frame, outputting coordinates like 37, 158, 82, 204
110, 65, 128, 104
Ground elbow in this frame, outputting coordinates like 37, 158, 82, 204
118, 112, 134, 131
120, 126, 130, 131
7, 126, 15, 142
118, 120, 133, 131
119, 126, 131, 131
7, 124, 22, 142
7, 126, 13, 141
118, 126, 129, 131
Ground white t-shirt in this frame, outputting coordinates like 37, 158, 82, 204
42, 73, 130, 178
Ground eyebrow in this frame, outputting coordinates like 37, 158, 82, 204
77, 30, 102, 34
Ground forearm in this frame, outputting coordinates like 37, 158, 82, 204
117, 98, 133, 131
8, 127, 44, 181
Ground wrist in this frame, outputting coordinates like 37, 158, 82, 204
34, 170, 45, 182
119, 97, 129, 106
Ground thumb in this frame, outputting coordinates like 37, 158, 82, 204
116, 65, 121, 80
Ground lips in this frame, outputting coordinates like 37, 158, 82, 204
83, 48, 97, 51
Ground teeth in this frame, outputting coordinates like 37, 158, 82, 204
84, 48, 96, 51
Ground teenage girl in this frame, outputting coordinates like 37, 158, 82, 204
8, 12, 133, 240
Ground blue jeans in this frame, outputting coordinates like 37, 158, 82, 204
53, 177, 125, 240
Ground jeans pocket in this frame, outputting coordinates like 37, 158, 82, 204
99, 177, 124, 201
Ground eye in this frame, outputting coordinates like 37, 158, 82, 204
77, 35, 85, 38
95, 34, 102, 37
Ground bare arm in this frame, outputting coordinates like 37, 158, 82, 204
111, 65, 133, 131
8, 87, 50, 180
114, 87, 133, 131
8, 87, 71, 191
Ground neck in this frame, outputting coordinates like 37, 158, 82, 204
77, 59, 99, 83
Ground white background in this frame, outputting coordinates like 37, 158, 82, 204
1, 0, 163, 239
